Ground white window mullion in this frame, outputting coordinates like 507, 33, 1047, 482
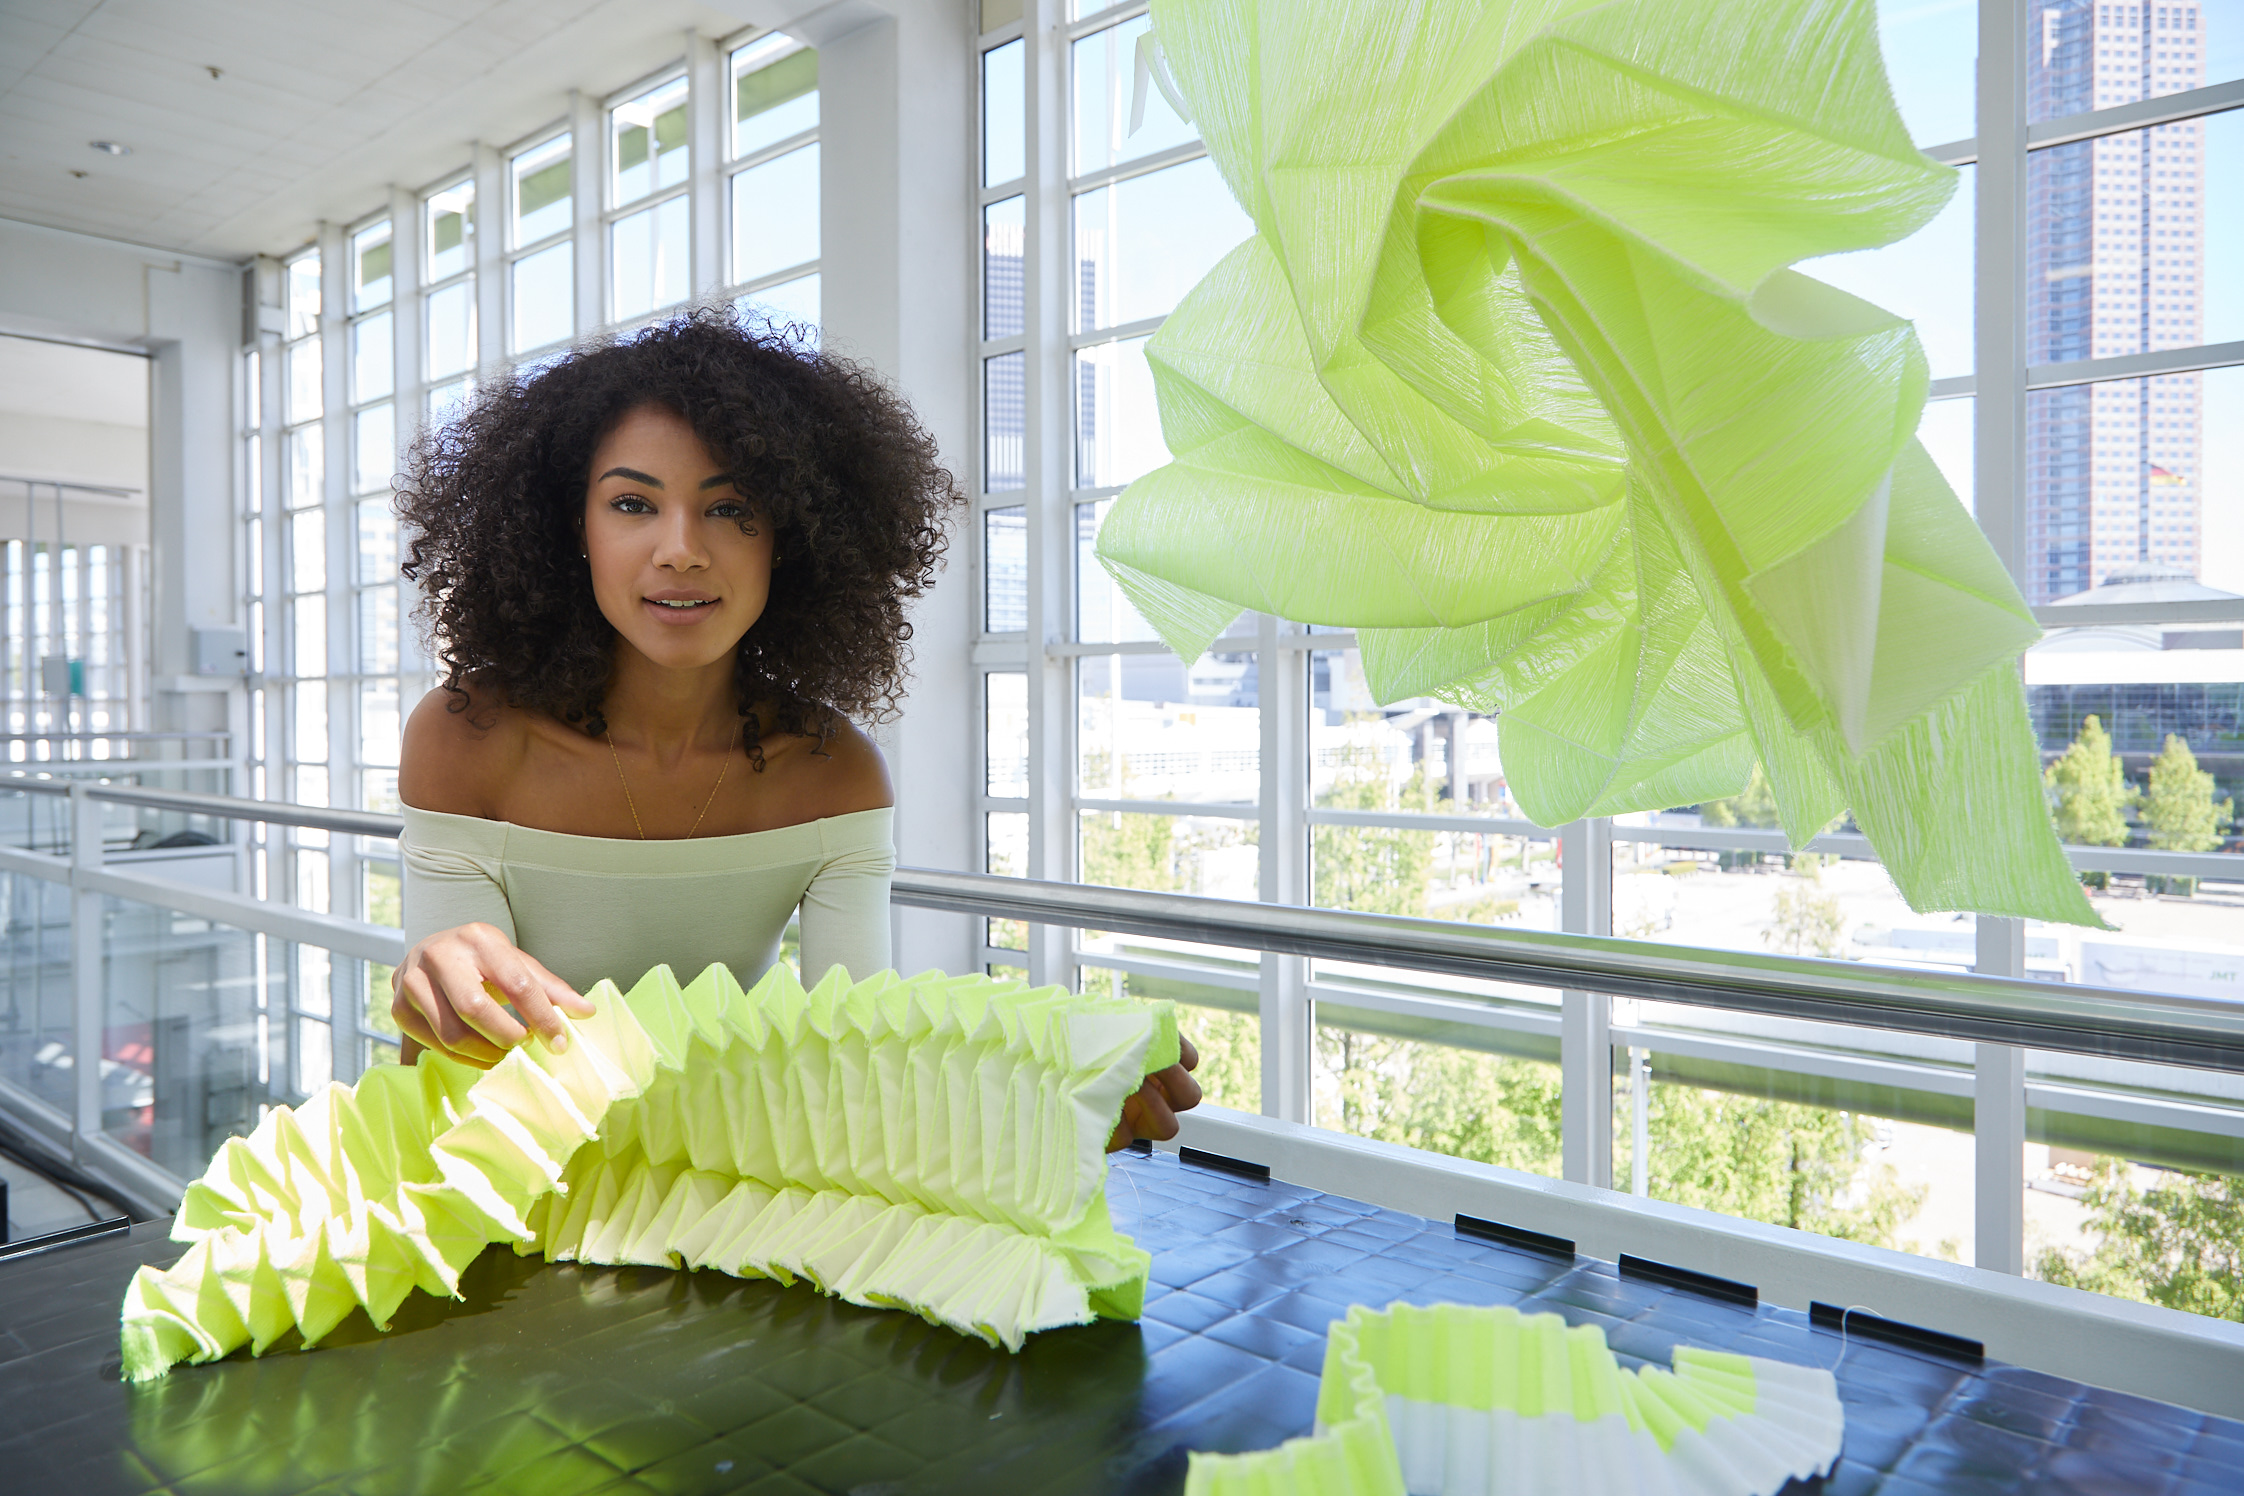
1971, 0, 2031, 1278
1021, 0, 1073, 992
390, 186, 424, 428
1257, 610, 1310, 1122
570, 90, 605, 336
472, 143, 506, 382
688, 30, 725, 300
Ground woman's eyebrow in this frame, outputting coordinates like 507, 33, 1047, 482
598, 465, 663, 487
698, 473, 738, 490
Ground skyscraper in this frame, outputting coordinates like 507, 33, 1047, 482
2025, 0, 2207, 604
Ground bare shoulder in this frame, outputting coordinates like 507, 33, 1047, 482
758, 715, 893, 823
399, 680, 532, 817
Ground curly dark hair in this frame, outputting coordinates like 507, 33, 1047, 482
397, 305, 958, 762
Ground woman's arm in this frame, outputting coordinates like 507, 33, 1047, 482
393, 688, 590, 1066
395, 838, 585, 1066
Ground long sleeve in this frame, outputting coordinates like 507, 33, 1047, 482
797, 834, 895, 986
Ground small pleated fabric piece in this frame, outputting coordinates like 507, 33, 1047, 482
1098, 0, 2098, 926
120, 963, 1179, 1381
1185, 1302, 1843, 1496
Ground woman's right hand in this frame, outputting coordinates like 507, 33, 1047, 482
391, 922, 595, 1069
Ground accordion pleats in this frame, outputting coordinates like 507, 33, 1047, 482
1185, 1302, 1844, 1496
1097, 0, 2096, 926
120, 963, 1179, 1381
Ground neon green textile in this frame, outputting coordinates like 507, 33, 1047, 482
1097, 0, 2096, 925
119, 964, 1178, 1381
1185, 1302, 1843, 1495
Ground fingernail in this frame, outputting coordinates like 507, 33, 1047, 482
546, 1029, 569, 1055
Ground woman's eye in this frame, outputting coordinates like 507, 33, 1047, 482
610, 495, 653, 514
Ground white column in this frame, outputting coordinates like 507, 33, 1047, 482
1976, 0, 2027, 579
1258, 616, 1310, 1122
570, 91, 605, 337
1975, 914, 2028, 1273
1559, 816, 1613, 1188
69, 782, 104, 1152
1972, 0, 2030, 1272
688, 31, 726, 301
389, 188, 423, 454
1020, 0, 1072, 990
472, 142, 505, 377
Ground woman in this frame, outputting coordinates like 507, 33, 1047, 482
389, 307, 1199, 1147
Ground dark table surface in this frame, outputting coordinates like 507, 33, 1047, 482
2, 1147, 2241, 1495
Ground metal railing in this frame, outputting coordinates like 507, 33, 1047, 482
1, 776, 2240, 1228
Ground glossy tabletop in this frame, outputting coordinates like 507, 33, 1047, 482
2, 1148, 2240, 1494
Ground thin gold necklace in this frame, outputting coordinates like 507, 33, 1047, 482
606, 722, 740, 840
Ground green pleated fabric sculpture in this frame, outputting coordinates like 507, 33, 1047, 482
120, 964, 1179, 1381
1098, 0, 2096, 925
1186, 1303, 1843, 1496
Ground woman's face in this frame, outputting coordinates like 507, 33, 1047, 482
582, 403, 774, 676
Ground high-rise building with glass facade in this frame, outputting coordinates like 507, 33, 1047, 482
2026, 0, 2208, 603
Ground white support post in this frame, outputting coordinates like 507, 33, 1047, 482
1976, 0, 2027, 580
1630, 1046, 1650, 1196
570, 91, 605, 339
1021, 0, 1072, 992
688, 31, 726, 301
1975, 914, 2028, 1274
69, 782, 104, 1154
472, 141, 506, 378
1258, 616, 1310, 1123
388, 187, 422, 421
1559, 816, 1613, 1188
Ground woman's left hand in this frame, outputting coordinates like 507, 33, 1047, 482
1108, 1035, 1202, 1152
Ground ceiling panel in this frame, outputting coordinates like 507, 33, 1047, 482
0, 0, 788, 261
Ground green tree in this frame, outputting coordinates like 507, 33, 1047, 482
2045, 713, 2139, 855
2141, 734, 2234, 854
1700, 763, 1781, 829
1765, 854, 1846, 957
2036, 1159, 2244, 1322
1619, 1086, 1928, 1247
1314, 740, 1435, 916
1314, 1031, 1564, 1178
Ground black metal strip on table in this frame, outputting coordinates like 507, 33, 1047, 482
1454, 1213, 1575, 1258
0, 1214, 130, 1264
1176, 1145, 1270, 1182
1618, 1252, 1759, 1306
1812, 1300, 1986, 1364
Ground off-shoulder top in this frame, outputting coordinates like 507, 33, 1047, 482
398, 803, 894, 995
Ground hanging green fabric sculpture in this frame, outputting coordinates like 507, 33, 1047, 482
1098, 0, 2096, 925
1183, 1303, 1844, 1495
120, 964, 1179, 1381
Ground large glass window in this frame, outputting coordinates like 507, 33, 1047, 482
729, 35, 822, 341
508, 133, 574, 358
976, 0, 2244, 1311
610, 75, 691, 322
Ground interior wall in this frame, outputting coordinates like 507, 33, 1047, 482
0, 219, 238, 739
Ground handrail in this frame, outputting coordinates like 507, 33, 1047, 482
889, 869, 2244, 1075
5, 778, 2241, 1072
0, 776, 403, 839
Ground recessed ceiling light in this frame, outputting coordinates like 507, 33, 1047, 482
89, 140, 130, 157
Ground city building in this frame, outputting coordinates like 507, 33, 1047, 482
2024, 0, 2208, 603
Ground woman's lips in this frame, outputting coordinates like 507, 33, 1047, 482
642, 594, 720, 624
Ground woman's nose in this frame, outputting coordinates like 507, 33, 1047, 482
651, 511, 708, 569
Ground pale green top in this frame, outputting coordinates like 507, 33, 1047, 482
400, 804, 894, 995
